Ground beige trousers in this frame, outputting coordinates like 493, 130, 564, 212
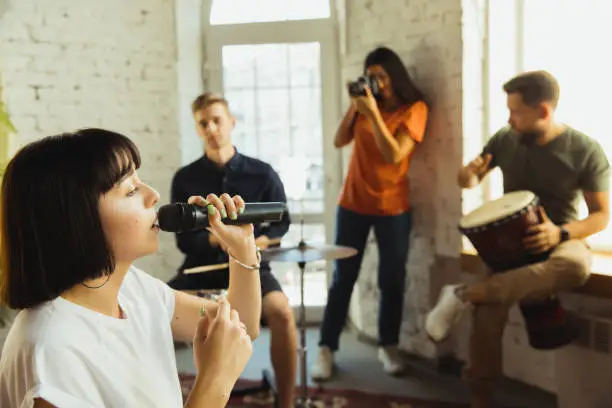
463, 240, 591, 394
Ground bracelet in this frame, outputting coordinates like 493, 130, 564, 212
227, 248, 261, 270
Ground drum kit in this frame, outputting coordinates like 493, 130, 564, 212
188, 219, 357, 407
459, 190, 580, 350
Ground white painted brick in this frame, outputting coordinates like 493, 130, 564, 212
0, 0, 182, 281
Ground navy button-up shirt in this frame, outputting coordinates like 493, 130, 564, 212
171, 148, 291, 272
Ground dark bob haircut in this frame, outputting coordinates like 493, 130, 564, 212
0, 128, 141, 309
364, 46, 425, 107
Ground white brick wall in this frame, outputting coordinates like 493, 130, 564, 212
0, 0, 7, 18
176, 0, 205, 166
0, 0, 182, 281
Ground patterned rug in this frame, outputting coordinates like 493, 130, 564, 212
178, 373, 471, 407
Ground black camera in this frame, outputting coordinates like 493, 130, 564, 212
347, 75, 380, 98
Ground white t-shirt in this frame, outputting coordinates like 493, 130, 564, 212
0, 266, 182, 408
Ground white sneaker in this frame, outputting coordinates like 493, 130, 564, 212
310, 346, 334, 381
425, 284, 471, 342
378, 346, 405, 375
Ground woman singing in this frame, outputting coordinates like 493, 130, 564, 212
0, 128, 262, 408
312, 46, 429, 379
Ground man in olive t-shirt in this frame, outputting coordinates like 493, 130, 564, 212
426, 71, 611, 408
482, 125, 609, 226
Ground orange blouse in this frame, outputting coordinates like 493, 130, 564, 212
338, 100, 428, 216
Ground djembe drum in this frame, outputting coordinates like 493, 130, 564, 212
459, 190, 579, 350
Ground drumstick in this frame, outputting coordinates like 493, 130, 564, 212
183, 263, 229, 275
267, 237, 282, 246
182, 237, 283, 275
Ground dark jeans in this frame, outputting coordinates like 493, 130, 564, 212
319, 206, 413, 351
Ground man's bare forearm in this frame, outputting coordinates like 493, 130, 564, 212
563, 211, 610, 240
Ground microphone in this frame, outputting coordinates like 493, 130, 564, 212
157, 202, 288, 233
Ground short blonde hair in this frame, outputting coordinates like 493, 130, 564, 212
191, 92, 230, 114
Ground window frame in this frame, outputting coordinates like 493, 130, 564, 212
200, 0, 343, 321
208, 0, 331, 26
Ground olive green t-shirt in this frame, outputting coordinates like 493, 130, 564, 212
481, 126, 610, 225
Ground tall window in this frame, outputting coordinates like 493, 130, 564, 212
482, 0, 612, 251
210, 0, 330, 25
222, 43, 324, 216
204, 1, 340, 316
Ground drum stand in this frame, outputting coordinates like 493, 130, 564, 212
293, 247, 312, 407
261, 216, 356, 407
294, 220, 324, 408
280, 212, 325, 408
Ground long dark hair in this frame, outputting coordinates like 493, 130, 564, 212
364, 46, 425, 107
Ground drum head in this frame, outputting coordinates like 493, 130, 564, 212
459, 190, 536, 229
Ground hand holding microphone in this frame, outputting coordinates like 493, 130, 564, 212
157, 193, 287, 263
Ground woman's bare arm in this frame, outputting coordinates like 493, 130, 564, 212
334, 104, 358, 148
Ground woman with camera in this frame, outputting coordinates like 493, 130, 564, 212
312, 46, 429, 380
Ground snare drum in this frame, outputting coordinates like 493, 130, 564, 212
459, 190, 579, 350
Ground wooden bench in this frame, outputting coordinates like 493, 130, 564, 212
461, 248, 612, 298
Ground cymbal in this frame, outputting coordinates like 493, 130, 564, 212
261, 243, 358, 263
